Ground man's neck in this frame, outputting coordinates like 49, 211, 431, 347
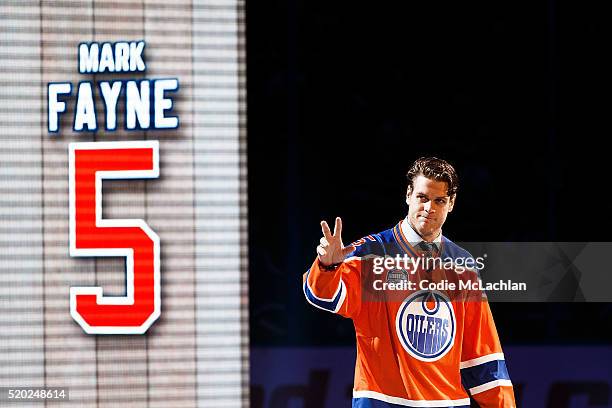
406, 218, 441, 243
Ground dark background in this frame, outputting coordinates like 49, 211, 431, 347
246, 0, 612, 351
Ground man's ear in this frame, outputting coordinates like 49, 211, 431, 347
406, 187, 412, 205
448, 194, 456, 212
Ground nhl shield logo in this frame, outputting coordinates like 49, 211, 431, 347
395, 290, 456, 361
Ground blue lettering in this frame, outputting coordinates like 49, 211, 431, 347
441, 319, 449, 345
406, 314, 415, 344
424, 317, 435, 354
415, 315, 426, 352
434, 318, 442, 351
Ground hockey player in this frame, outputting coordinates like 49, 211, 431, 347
303, 157, 516, 407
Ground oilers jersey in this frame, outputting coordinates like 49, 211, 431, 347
303, 220, 516, 408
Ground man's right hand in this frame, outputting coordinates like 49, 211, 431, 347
317, 217, 355, 266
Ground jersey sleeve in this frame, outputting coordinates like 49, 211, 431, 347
460, 297, 516, 407
302, 235, 381, 319
302, 257, 362, 318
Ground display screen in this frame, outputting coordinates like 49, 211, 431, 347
0, 1, 248, 406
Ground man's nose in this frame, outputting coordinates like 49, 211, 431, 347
423, 201, 432, 212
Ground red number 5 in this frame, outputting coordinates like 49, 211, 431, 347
69, 141, 160, 334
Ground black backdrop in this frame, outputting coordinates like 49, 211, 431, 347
247, 1, 612, 348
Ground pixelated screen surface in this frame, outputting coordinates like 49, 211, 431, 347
0, 1, 248, 406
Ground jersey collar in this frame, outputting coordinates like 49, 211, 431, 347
401, 217, 442, 251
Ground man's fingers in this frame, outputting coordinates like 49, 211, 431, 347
320, 237, 329, 247
320, 221, 333, 240
333, 217, 342, 238
316, 245, 327, 257
342, 245, 355, 257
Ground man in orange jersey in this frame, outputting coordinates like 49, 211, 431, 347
303, 157, 516, 407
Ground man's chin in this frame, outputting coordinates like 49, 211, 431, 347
414, 223, 433, 236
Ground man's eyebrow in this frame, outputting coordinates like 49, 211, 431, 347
416, 192, 449, 199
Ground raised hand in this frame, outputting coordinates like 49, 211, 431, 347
316, 217, 355, 266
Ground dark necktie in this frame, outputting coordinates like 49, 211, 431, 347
418, 241, 437, 272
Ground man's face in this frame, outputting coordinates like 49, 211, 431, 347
406, 175, 455, 241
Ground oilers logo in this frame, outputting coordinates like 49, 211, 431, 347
395, 290, 456, 362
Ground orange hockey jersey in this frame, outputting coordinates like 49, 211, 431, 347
303, 220, 516, 407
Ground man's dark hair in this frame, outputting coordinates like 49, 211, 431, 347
406, 157, 459, 196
